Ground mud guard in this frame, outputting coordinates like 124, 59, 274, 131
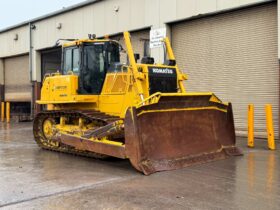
124, 95, 242, 175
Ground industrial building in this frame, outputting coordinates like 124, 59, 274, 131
0, 0, 278, 138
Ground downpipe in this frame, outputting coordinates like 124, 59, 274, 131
29, 23, 34, 118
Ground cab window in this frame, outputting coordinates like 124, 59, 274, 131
73, 48, 79, 74
63, 47, 80, 75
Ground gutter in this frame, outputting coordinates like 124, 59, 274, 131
0, 0, 102, 34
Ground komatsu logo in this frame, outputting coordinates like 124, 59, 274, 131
152, 68, 174, 74
54, 86, 67, 90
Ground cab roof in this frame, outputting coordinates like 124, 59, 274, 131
62, 39, 119, 48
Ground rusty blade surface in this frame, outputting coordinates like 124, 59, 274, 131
124, 95, 242, 175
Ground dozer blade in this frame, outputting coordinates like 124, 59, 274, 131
124, 94, 242, 175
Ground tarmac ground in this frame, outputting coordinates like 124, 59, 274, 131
0, 122, 279, 210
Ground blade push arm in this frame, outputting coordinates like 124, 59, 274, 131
163, 37, 187, 93
123, 31, 145, 101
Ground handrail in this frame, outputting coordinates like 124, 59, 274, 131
43, 73, 51, 82
51, 72, 61, 77
136, 92, 162, 108
67, 71, 74, 75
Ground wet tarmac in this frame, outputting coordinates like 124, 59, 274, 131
0, 122, 280, 210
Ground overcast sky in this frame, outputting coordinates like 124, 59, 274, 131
0, 0, 86, 30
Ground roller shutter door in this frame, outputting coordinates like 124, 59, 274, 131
111, 29, 150, 63
41, 48, 62, 81
171, 3, 278, 138
4, 54, 31, 102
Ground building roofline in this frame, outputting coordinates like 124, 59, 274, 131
0, 0, 276, 34
0, 0, 102, 34
166, 0, 276, 25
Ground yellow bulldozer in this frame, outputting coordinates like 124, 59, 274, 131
33, 32, 242, 175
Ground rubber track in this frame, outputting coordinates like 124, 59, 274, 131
33, 110, 121, 159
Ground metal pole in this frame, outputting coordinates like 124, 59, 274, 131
248, 104, 254, 147
1, 102, 4, 122
265, 104, 275, 150
6, 102, 10, 123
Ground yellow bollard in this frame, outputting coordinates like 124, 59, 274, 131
6, 102, 10, 123
265, 104, 275, 150
1, 102, 4, 122
248, 104, 254, 147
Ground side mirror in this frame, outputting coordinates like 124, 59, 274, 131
164, 59, 176, 66
134, 53, 140, 62
168, 59, 176, 66
119, 45, 125, 52
141, 57, 154, 64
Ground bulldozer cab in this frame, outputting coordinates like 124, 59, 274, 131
62, 41, 121, 95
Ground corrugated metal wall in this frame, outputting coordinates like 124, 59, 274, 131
171, 3, 278, 138
4, 54, 31, 102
